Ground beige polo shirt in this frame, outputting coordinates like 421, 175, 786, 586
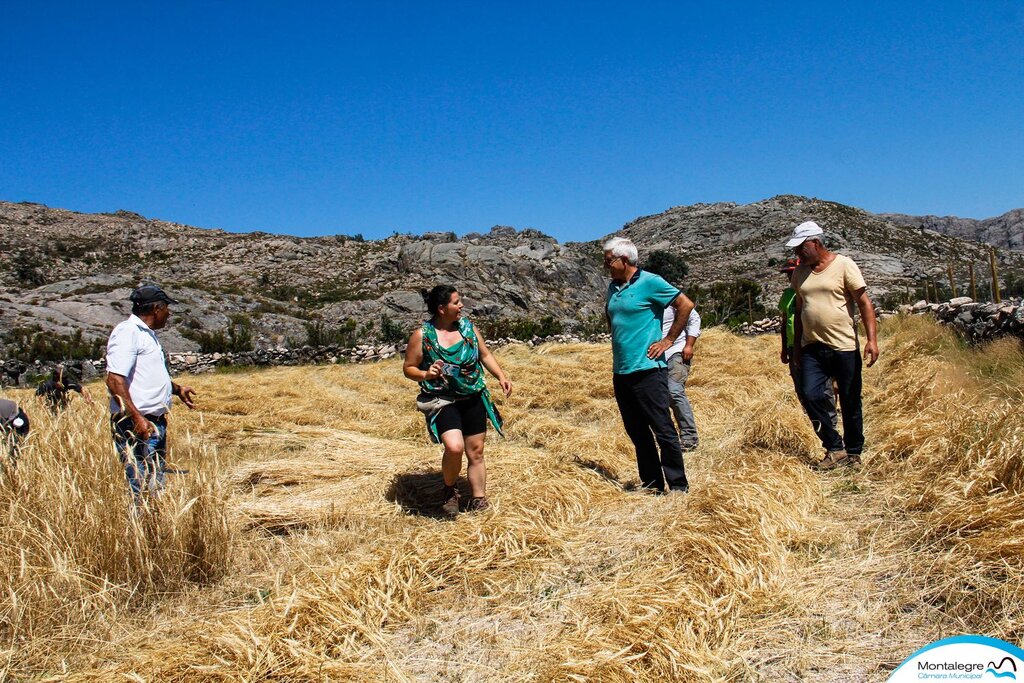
792, 254, 866, 352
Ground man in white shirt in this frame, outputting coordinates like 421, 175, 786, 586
661, 305, 701, 451
105, 285, 196, 502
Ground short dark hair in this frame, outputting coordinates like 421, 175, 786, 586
422, 284, 458, 317
132, 300, 166, 316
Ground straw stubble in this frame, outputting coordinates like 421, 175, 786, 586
1, 318, 1022, 680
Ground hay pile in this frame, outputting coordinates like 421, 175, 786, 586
1, 315, 1021, 681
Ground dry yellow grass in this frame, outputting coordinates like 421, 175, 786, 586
0, 315, 1022, 681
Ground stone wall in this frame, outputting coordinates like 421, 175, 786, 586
6, 298, 1021, 388
734, 297, 1024, 342
735, 318, 784, 336
0, 334, 612, 388
900, 297, 1024, 341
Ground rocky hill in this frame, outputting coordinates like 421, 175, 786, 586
880, 208, 1024, 251
2, 197, 1023, 358
617, 195, 1024, 302
0, 202, 606, 354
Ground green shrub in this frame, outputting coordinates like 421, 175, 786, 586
68, 281, 130, 296
179, 316, 254, 354
266, 281, 368, 307
303, 319, 358, 347
643, 250, 689, 285
379, 314, 406, 344
573, 313, 608, 337
268, 284, 302, 302
1, 326, 103, 361
252, 300, 294, 316
481, 315, 564, 341
689, 279, 766, 328
12, 251, 47, 287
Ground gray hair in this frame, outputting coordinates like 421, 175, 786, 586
131, 300, 167, 316
807, 234, 828, 248
602, 236, 638, 265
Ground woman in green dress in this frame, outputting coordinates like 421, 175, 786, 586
403, 284, 512, 515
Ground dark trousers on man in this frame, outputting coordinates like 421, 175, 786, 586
613, 368, 688, 491
112, 413, 168, 503
799, 342, 864, 456
788, 349, 837, 429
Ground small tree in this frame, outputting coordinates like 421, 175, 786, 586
643, 250, 689, 285
689, 279, 766, 328
1, 326, 103, 361
379, 314, 406, 344
303, 319, 358, 347
12, 250, 46, 287
179, 314, 254, 353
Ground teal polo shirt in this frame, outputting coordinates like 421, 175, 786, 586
607, 269, 681, 375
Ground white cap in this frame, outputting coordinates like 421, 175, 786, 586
786, 221, 824, 248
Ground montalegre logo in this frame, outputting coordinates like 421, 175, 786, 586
888, 635, 1022, 681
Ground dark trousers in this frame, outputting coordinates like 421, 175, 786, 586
613, 368, 688, 491
799, 342, 864, 455
112, 413, 168, 502
788, 349, 836, 429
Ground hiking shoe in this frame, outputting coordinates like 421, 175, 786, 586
847, 454, 863, 468
814, 450, 850, 471
440, 485, 460, 516
466, 496, 490, 512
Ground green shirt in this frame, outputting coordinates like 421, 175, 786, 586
779, 287, 797, 349
607, 269, 680, 375
418, 317, 504, 443
419, 318, 485, 398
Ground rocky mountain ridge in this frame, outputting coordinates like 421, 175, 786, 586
2, 197, 1023, 357
618, 195, 1024, 303
0, 201, 606, 354
880, 208, 1024, 251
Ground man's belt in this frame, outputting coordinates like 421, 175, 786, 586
112, 413, 167, 425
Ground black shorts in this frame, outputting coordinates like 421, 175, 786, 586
434, 394, 487, 438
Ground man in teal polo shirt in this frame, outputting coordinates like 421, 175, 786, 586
603, 237, 695, 493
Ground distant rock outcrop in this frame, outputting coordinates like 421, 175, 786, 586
881, 209, 1024, 251
0, 202, 605, 355
615, 195, 1024, 303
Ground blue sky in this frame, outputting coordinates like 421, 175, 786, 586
1, 1, 1022, 241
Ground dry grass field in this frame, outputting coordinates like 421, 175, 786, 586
1, 315, 1022, 682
